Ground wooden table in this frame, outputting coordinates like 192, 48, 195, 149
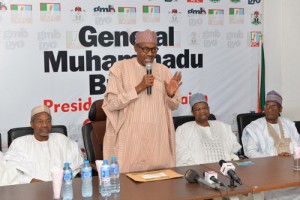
0, 165, 251, 200
203, 156, 300, 192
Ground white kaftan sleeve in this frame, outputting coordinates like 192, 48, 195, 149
175, 125, 195, 166
1, 151, 32, 185
242, 127, 266, 158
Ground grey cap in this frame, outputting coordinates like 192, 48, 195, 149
189, 93, 207, 108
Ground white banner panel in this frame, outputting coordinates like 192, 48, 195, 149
0, 0, 263, 150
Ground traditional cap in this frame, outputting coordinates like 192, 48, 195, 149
135, 29, 157, 44
265, 90, 282, 106
31, 105, 51, 117
189, 93, 207, 108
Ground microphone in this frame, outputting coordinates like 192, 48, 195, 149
204, 171, 225, 186
219, 160, 242, 185
185, 169, 220, 189
146, 62, 152, 95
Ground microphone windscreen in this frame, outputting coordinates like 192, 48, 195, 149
219, 160, 226, 166
146, 62, 152, 71
184, 169, 199, 183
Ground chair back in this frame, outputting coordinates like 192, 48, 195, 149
236, 112, 265, 156
7, 125, 67, 147
82, 99, 106, 165
173, 114, 216, 130
294, 121, 300, 134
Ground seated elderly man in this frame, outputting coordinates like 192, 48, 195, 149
242, 90, 300, 158
176, 93, 241, 166
242, 90, 300, 200
5, 105, 83, 183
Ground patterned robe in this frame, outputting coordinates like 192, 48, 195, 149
176, 120, 241, 166
103, 57, 181, 173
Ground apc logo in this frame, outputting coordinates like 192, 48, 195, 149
230, 0, 240, 3
248, 0, 261, 4
143, 5, 160, 23
208, 9, 224, 25
11, 4, 33, 24
209, 0, 220, 3
229, 8, 244, 24
118, 7, 136, 24
40, 3, 61, 22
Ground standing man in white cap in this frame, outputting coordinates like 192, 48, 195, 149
5, 105, 83, 184
103, 29, 182, 173
176, 93, 241, 167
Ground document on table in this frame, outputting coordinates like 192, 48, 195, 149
126, 169, 183, 182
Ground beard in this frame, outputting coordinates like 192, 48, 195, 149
38, 128, 50, 137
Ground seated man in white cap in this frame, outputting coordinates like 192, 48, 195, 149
176, 93, 241, 166
103, 29, 182, 173
242, 90, 300, 158
5, 105, 83, 183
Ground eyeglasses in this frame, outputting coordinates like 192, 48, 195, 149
193, 107, 209, 112
264, 104, 279, 110
137, 44, 159, 54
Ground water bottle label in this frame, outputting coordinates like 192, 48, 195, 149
64, 172, 72, 181
82, 170, 92, 179
101, 168, 110, 178
111, 165, 119, 175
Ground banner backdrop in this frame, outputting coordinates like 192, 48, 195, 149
0, 0, 263, 150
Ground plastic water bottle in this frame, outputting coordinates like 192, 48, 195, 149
100, 160, 111, 197
62, 162, 73, 200
110, 157, 120, 193
81, 160, 93, 197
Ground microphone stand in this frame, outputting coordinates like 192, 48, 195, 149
228, 177, 237, 188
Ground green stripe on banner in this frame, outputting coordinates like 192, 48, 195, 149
260, 43, 266, 111
119, 7, 124, 12
209, 10, 214, 14
229, 8, 234, 15
143, 6, 149, 13
11, 5, 18, 10
40, 3, 47, 11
